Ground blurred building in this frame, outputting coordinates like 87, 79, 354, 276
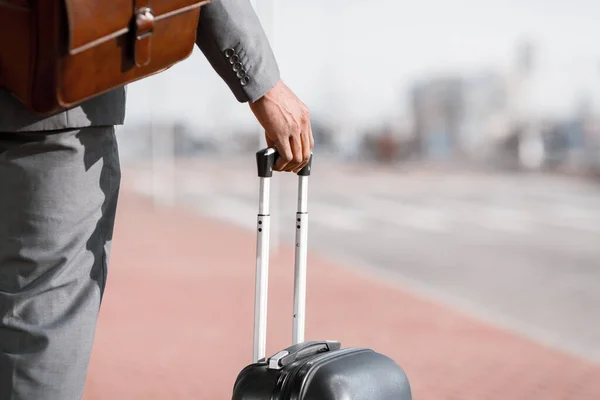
530, 96, 600, 175
461, 72, 511, 160
410, 71, 510, 163
582, 116, 600, 174
411, 77, 464, 161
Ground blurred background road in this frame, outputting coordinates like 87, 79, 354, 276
83, 183, 600, 400
126, 156, 600, 365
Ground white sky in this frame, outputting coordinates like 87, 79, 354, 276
124, 0, 600, 132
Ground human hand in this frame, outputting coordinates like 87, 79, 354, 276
248, 80, 314, 172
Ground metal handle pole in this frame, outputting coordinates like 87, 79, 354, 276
253, 148, 311, 359
292, 174, 309, 344
253, 176, 271, 363
253, 147, 277, 363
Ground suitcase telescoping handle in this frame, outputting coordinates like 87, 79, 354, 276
253, 147, 312, 363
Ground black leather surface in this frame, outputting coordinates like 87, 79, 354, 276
232, 347, 412, 400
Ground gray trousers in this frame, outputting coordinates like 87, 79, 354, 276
0, 126, 121, 400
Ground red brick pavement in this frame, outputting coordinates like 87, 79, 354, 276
82, 191, 600, 399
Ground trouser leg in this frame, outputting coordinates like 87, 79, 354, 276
0, 126, 121, 400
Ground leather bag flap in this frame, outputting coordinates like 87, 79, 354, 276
64, 0, 209, 55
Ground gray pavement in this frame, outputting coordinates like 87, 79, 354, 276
125, 155, 600, 364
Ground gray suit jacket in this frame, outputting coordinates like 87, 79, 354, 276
0, 0, 280, 132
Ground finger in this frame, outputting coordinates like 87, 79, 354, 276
294, 125, 312, 173
265, 132, 283, 170
306, 120, 314, 159
288, 134, 303, 172
273, 139, 293, 171
265, 135, 276, 148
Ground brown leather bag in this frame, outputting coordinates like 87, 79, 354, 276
0, 0, 210, 115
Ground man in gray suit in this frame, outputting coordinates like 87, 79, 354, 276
0, 1, 313, 399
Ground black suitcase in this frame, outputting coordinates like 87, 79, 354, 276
231, 148, 412, 400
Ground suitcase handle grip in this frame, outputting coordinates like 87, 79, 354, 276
270, 341, 341, 369
256, 147, 313, 178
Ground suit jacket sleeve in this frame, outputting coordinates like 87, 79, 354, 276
195, 0, 281, 103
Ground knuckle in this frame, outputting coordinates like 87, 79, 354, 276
301, 111, 310, 124
276, 146, 291, 161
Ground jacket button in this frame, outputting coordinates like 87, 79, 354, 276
229, 55, 240, 64
236, 69, 246, 78
240, 76, 250, 86
224, 48, 235, 58
232, 62, 243, 72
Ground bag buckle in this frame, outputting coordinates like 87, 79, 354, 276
133, 7, 155, 67
135, 7, 155, 39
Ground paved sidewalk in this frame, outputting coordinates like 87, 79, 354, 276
83, 190, 600, 399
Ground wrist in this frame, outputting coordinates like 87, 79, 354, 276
250, 79, 282, 106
